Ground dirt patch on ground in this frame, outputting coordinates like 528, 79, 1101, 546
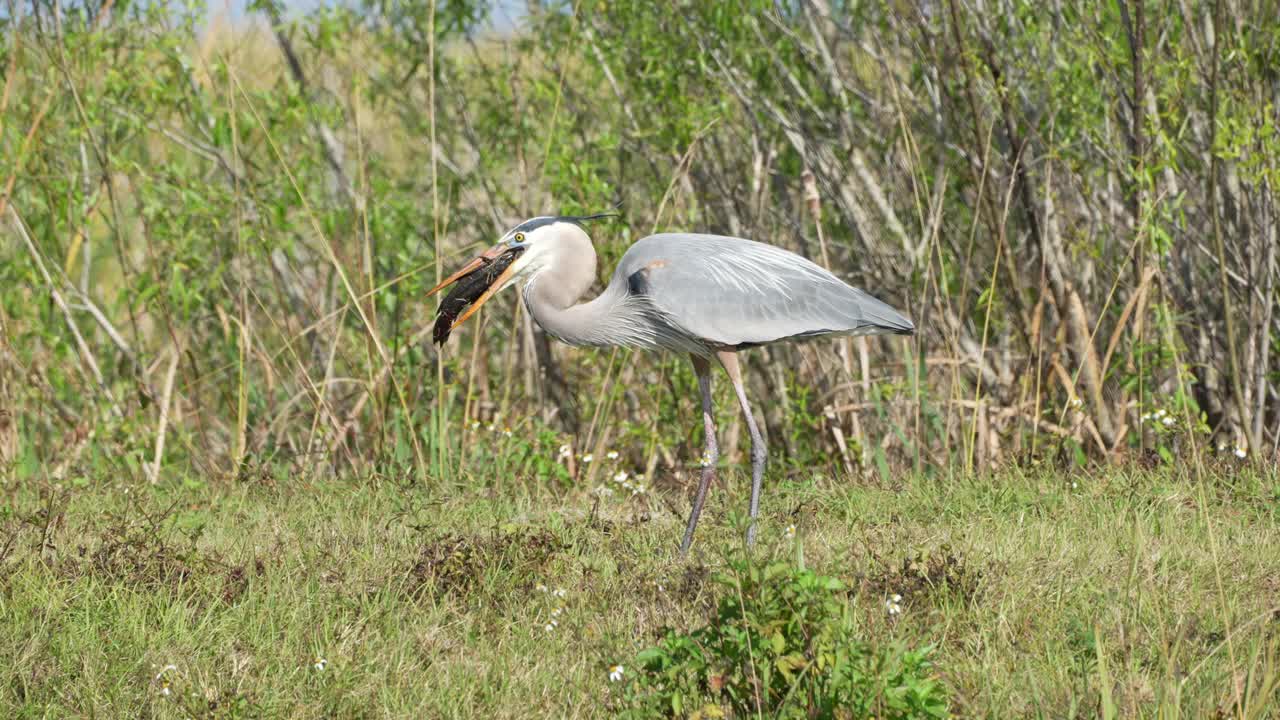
1, 502, 267, 607
219, 559, 267, 604
675, 561, 712, 603
857, 545, 983, 607
83, 520, 201, 590
401, 529, 564, 601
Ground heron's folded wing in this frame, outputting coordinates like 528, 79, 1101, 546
619, 233, 912, 347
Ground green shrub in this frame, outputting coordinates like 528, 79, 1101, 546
615, 555, 948, 719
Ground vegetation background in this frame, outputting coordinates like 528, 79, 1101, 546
1, 0, 1278, 717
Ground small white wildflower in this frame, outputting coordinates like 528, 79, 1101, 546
155, 664, 177, 697
1070, 397, 1083, 409
1217, 442, 1228, 452
313, 657, 327, 672
536, 584, 548, 593
502, 426, 513, 438
595, 485, 614, 497
606, 450, 619, 461
613, 470, 629, 484
551, 607, 563, 617
700, 452, 713, 467
544, 620, 558, 632
1234, 445, 1247, 459
609, 664, 625, 682
1140, 413, 1151, 423
581, 453, 594, 464
784, 524, 796, 539
486, 423, 496, 433
1071, 482, 1079, 489
558, 444, 572, 459
885, 594, 903, 616
470, 421, 480, 430
553, 587, 567, 599
631, 483, 646, 496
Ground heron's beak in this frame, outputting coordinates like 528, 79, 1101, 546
448, 259, 519, 330
426, 243, 508, 297
427, 241, 524, 337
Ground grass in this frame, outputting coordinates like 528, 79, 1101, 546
1, 460, 1278, 717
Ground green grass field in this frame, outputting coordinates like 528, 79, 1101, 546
2, 462, 1277, 717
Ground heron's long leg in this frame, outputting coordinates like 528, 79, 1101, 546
680, 354, 718, 556
718, 351, 766, 547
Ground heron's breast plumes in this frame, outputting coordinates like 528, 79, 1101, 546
432, 247, 524, 345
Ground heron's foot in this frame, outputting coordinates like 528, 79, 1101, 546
679, 467, 718, 557
678, 522, 699, 557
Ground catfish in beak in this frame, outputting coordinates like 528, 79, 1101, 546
428, 244, 525, 345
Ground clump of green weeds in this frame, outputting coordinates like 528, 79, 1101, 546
614, 551, 949, 719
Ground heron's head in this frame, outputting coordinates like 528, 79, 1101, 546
426, 213, 617, 343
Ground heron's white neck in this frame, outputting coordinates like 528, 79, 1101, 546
522, 251, 628, 349
518, 228, 663, 350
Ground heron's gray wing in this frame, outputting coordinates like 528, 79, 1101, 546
615, 233, 913, 348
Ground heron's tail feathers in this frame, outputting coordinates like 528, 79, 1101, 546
852, 291, 915, 336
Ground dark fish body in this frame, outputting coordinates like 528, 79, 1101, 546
432, 248, 523, 344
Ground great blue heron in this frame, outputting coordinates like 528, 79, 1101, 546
428, 214, 914, 554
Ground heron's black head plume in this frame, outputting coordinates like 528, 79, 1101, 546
562, 199, 623, 225
509, 210, 621, 236
558, 211, 621, 224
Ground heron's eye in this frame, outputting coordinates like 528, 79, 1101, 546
513, 232, 526, 244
